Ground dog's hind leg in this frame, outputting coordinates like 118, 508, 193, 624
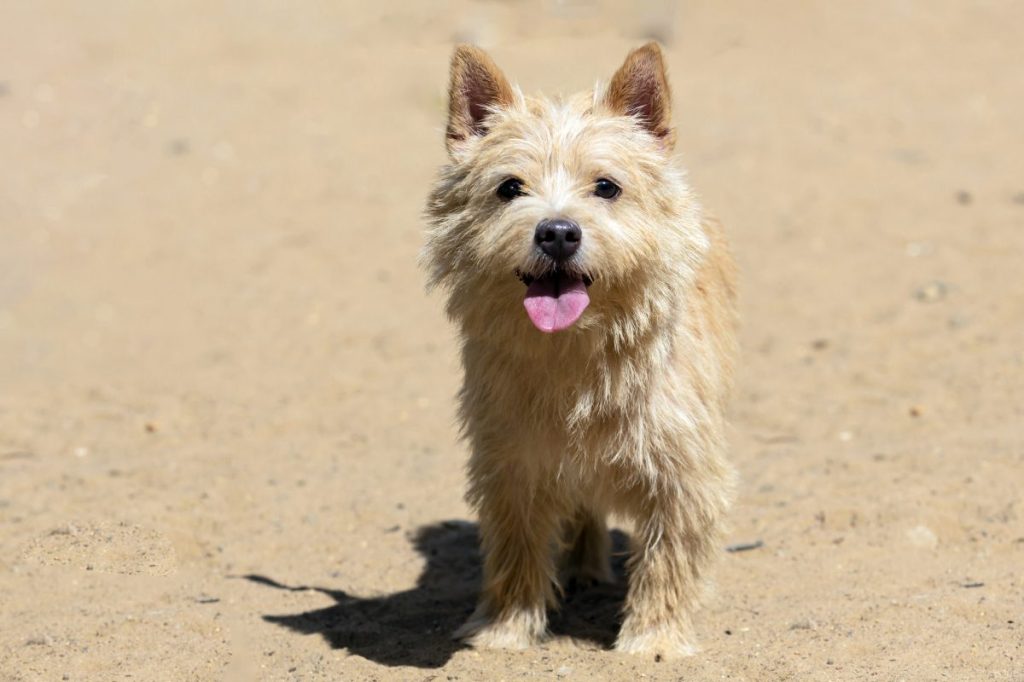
561, 507, 612, 588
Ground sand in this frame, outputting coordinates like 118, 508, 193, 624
1, 1, 1022, 680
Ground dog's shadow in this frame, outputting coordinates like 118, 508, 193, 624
243, 520, 629, 668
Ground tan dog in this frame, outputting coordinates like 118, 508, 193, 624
423, 42, 737, 658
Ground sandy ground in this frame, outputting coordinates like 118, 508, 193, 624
1, 1, 1023, 680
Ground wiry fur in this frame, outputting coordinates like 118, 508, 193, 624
422, 43, 738, 659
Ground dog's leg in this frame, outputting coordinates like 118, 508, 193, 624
615, 470, 729, 658
456, 466, 560, 649
562, 507, 612, 588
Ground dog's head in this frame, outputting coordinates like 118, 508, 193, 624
424, 43, 707, 344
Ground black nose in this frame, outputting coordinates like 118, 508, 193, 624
534, 218, 582, 262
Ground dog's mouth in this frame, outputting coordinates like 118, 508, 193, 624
515, 270, 593, 333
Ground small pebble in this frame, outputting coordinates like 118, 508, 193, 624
25, 635, 53, 646
907, 525, 938, 549
955, 190, 972, 205
167, 138, 190, 155
914, 281, 948, 303
948, 314, 970, 329
905, 241, 932, 257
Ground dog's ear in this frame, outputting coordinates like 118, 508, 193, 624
605, 42, 674, 150
445, 45, 514, 154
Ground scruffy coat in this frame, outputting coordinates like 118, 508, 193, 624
423, 42, 737, 658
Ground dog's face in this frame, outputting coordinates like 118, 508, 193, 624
424, 44, 707, 344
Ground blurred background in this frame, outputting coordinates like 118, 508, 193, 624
1, 1, 1021, 679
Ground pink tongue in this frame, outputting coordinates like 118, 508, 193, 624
523, 274, 590, 333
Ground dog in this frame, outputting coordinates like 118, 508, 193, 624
422, 42, 738, 659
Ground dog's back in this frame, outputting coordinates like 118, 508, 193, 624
685, 216, 739, 412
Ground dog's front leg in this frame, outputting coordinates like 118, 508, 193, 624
616, 479, 726, 659
456, 459, 560, 649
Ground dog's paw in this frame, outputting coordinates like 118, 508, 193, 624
566, 556, 613, 588
615, 623, 700, 660
564, 566, 614, 593
454, 606, 547, 650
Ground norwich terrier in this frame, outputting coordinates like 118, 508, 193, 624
423, 42, 738, 658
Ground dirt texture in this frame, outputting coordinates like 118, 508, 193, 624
1, 2, 1022, 680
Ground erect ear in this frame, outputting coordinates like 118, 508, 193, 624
445, 45, 514, 153
605, 42, 674, 150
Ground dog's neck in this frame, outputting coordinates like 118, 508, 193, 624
461, 298, 685, 419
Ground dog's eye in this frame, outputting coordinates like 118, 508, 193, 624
594, 178, 621, 200
496, 177, 525, 201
